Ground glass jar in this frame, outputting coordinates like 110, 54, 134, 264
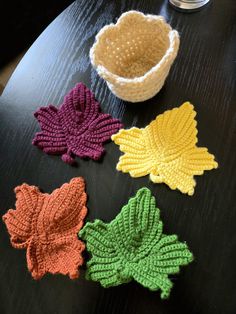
169, 0, 211, 11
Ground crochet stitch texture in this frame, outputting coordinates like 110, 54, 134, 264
33, 83, 122, 165
79, 188, 193, 299
3, 177, 87, 280
112, 102, 218, 195
90, 11, 180, 102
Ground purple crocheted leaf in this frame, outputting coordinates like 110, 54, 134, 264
32, 83, 123, 164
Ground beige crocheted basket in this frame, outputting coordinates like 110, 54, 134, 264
90, 11, 180, 102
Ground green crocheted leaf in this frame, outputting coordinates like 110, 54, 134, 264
79, 188, 193, 299
134, 234, 193, 298
109, 188, 163, 262
79, 220, 127, 287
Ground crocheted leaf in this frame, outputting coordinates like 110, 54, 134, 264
3, 178, 87, 280
112, 102, 218, 195
80, 220, 126, 287
33, 83, 122, 165
79, 187, 193, 298
110, 188, 163, 261
2, 184, 41, 249
133, 234, 193, 299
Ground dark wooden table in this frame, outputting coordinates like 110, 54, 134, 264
0, 1, 236, 313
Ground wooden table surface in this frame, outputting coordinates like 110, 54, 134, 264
0, 1, 236, 313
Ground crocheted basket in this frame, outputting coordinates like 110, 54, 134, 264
90, 11, 180, 102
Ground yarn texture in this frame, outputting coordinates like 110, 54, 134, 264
3, 177, 87, 280
33, 83, 122, 165
112, 102, 218, 195
79, 188, 193, 299
90, 11, 180, 102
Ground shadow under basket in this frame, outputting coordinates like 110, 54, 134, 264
90, 11, 180, 103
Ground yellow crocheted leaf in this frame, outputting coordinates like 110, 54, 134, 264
112, 128, 154, 177
112, 102, 218, 195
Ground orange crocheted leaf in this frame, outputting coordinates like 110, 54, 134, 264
3, 177, 87, 280
26, 235, 85, 280
40, 178, 87, 239
2, 184, 42, 249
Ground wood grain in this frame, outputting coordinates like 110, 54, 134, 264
0, 1, 236, 313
